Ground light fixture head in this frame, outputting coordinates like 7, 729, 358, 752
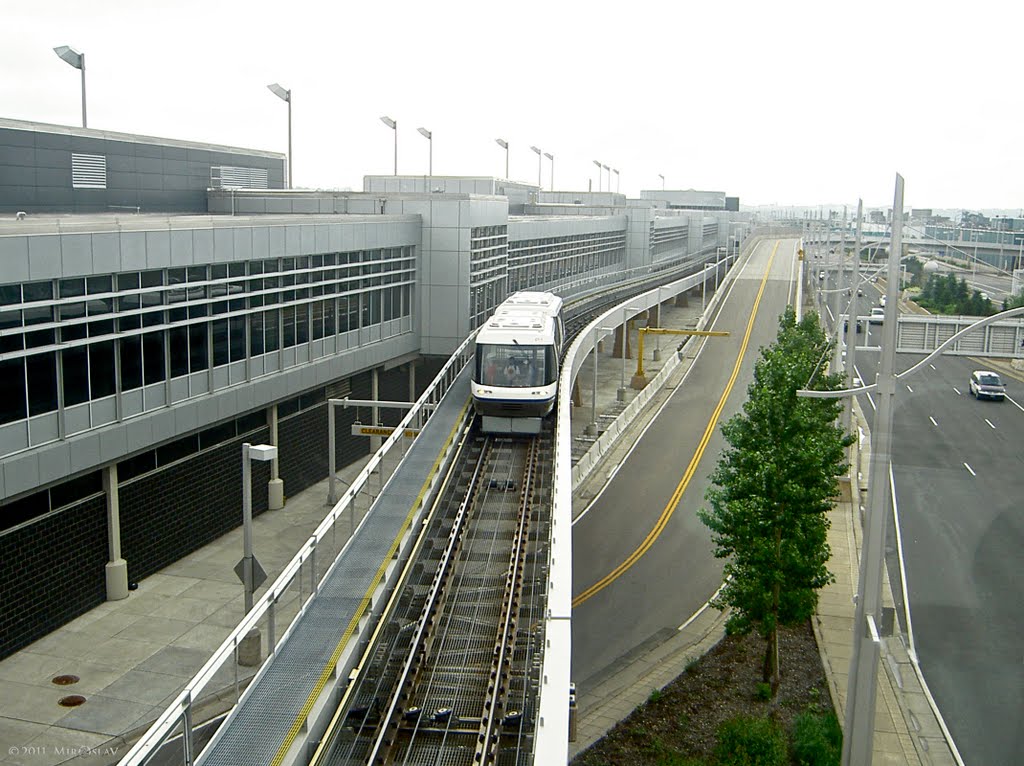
417, 127, 432, 139
530, 145, 541, 155
543, 152, 553, 160
267, 83, 290, 102
54, 45, 84, 69
247, 444, 278, 462
593, 160, 601, 168
380, 115, 396, 129
495, 138, 508, 149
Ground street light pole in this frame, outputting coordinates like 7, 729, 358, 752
495, 138, 509, 179
380, 116, 397, 175
842, 173, 905, 766
844, 200, 864, 435
602, 165, 611, 193
613, 168, 620, 193
267, 84, 292, 188
593, 160, 602, 191
530, 145, 542, 188
544, 152, 554, 191
658, 173, 665, 190
54, 45, 87, 128
240, 443, 278, 613
417, 127, 432, 186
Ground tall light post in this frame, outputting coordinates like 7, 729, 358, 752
240, 443, 277, 613
380, 116, 397, 175
530, 145, 542, 188
618, 305, 640, 401
267, 83, 292, 188
495, 138, 509, 178
417, 127, 432, 184
593, 160, 602, 191
544, 152, 554, 191
844, 201, 863, 438
54, 45, 87, 128
612, 168, 620, 193
602, 164, 611, 192
658, 173, 665, 190
842, 174, 905, 766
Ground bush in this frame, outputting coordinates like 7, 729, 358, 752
754, 682, 771, 701
714, 716, 787, 766
791, 709, 842, 765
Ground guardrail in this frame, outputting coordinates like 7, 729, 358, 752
117, 332, 476, 765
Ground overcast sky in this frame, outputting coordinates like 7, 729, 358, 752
2, 0, 1020, 212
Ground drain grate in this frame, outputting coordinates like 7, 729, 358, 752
58, 695, 87, 707
51, 674, 80, 686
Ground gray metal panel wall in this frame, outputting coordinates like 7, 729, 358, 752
0, 126, 285, 214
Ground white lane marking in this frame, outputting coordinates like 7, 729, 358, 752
929, 416, 938, 427
1006, 393, 1024, 413
928, 363, 936, 371
906, 384, 914, 393
953, 386, 962, 396
964, 463, 976, 476
984, 418, 996, 429
825, 303, 834, 323
854, 364, 876, 411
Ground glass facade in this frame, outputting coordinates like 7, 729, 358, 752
506, 230, 626, 294
0, 247, 415, 448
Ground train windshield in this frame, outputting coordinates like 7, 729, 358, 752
476, 344, 557, 387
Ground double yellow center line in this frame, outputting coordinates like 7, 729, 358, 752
572, 240, 780, 608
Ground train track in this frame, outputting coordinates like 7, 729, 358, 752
310, 425, 554, 766
305, 286, 668, 765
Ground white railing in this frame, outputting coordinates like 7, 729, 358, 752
118, 333, 476, 765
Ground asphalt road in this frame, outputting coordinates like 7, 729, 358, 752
570, 238, 801, 691
821, 280, 1024, 766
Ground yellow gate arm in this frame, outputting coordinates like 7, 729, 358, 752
636, 327, 730, 377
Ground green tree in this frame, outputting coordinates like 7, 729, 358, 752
699, 307, 853, 694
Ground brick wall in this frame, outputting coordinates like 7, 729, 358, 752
0, 497, 107, 660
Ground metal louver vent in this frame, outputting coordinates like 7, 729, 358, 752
71, 153, 107, 189
211, 166, 269, 189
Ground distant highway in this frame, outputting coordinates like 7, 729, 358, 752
828, 281, 1024, 766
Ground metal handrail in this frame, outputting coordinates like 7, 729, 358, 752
118, 332, 477, 765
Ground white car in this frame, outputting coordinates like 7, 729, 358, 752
879, 295, 887, 307
969, 370, 1006, 401
868, 307, 885, 324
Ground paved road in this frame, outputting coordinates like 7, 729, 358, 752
570, 238, 800, 691
821, 279, 1024, 766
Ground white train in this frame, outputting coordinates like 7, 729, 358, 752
471, 292, 565, 434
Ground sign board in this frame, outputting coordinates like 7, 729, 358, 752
234, 556, 267, 591
351, 425, 420, 438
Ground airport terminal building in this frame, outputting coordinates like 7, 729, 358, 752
0, 117, 748, 658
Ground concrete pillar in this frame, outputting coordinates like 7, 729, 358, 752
675, 291, 689, 307
571, 378, 583, 407
103, 464, 129, 601
371, 368, 382, 453
649, 303, 661, 328
267, 404, 284, 510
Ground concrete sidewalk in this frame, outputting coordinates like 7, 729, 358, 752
0, 454, 386, 766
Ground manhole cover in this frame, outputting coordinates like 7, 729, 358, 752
58, 695, 87, 707
52, 674, 80, 686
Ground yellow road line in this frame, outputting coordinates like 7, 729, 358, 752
572, 241, 780, 608
270, 399, 471, 766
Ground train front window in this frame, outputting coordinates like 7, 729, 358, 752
477, 344, 553, 387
